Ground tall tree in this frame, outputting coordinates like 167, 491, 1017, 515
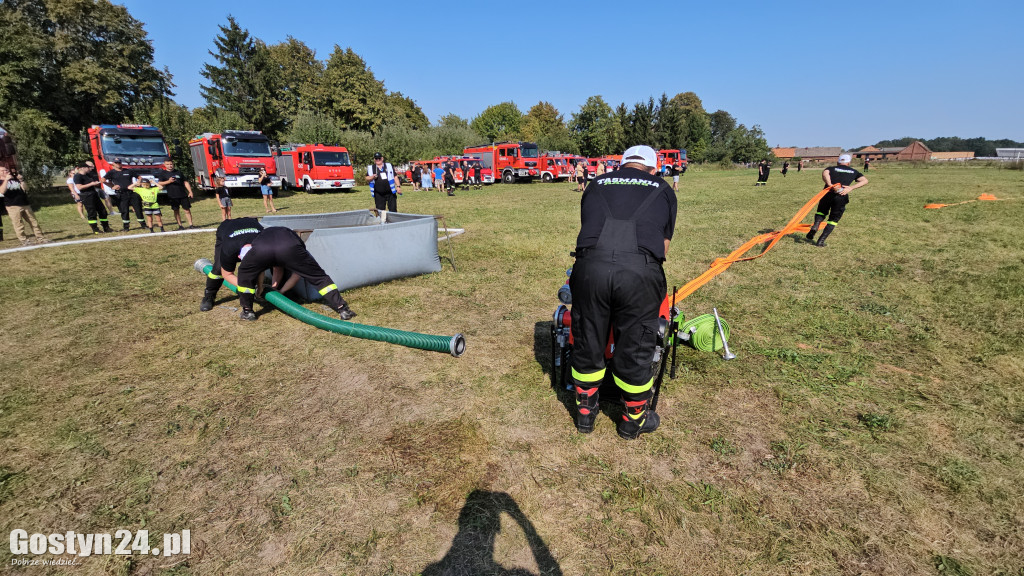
0, 0, 169, 186
200, 16, 282, 136
569, 96, 617, 157
471, 102, 523, 142
382, 92, 429, 130
319, 46, 387, 133
684, 111, 711, 163
624, 98, 655, 148
521, 101, 575, 152
267, 37, 324, 121
708, 109, 736, 162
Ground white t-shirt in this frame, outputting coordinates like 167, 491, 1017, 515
66, 177, 79, 194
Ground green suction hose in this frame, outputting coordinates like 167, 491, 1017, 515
678, 314, 730, 352
195, 259, 466, 357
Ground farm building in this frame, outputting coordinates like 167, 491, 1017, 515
931, 151, 975, 161
770, 147, 796, 159
896, 141, 932, 161
793, 147, 843, 162
996, 148, 1024, 160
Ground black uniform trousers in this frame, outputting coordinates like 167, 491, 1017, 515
815, 190, 849, 225
236, 227, 345, 313
569, 251, 666, 399
80, 191, 108, 226
119, 191, 145, 227
374, 192, 397, 212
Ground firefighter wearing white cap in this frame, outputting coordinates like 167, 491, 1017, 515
569, 145, 677, 439
806, 153, 869, 247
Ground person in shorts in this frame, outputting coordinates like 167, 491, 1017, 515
259, 167, 277, 213
133, 176, 165, 233
156, 159, 194, 229
215, 175, 232, 221
66, 168, 86, 219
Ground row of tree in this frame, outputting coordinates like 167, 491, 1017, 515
0, 1, 771, 189
866, 137, 1023, 158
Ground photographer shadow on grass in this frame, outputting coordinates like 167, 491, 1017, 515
421, 490, 563, 576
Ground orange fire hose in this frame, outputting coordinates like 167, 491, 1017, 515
668, 184, 838, 304
924, 193, 1013, 209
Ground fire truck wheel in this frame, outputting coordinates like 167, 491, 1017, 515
502, 172, 515, 184
303, 180, 312, 192
542, 173, 553, 183
280, 178, 289, 190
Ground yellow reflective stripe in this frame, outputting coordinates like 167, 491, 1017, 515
827, 221, 839, 226
237, 287, 256, 294
207, 272, 222, 279
613, 374, 653, 394
571, 367, 605, 383
318, 283, 338, 296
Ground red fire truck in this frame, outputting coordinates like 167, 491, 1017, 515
0, 125, 17, 172
189, 130, 279, 190
275, 144, 356, 192
462, 141, 540, 183
84, 124, 170, 189
657, 149, 688, 171
538, 154, 573, 182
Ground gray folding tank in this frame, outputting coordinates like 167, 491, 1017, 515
259, 210, 442, 299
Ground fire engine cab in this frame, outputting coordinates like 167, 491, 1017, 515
189, 130, 279, 190
275, 144, 355, 192
463, 141, 539, 183
657, 149, 688, 171
539, 154, 573, 182
84, 124, 170, 190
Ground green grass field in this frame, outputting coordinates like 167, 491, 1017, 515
1, 164, 1022, 575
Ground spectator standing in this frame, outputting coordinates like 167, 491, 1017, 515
433, 164, 445, 194
66, 169, 86, 220
215, 175, 232, 221
258, 167, 277, 213
411, 164, 422, 191
104, 158, 146, 231
73, 164, 112, 233
0, 166, 48, 245
133, 177, 165, 233
443, 162, 456, 197
421, 165, 432, 190
156, 159, 195, 229
863, 158, 871, 172
576, 161, 587, 192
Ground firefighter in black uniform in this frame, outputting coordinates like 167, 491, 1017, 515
570, 145, 677, 440
73, 164, 112, 233
104, 159, 146, 231
199, 217, 264, 312
806, 153, 869, 247
225, 227, 357, 322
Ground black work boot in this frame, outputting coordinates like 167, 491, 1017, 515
122, 224, 130, 232
617, 398, 660, 440
574, 385, 600, 433
90, 223, 101, 234
815, 224, 835, 247
199, 289, 217, 312
240, 309, 257, 321
805, 228, 817, 241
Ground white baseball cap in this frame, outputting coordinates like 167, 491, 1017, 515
621, 145, 657, 168
838, 153, 852, 164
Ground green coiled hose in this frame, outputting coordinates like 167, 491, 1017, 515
678, 314, 730, 352
195, 259, 465, 357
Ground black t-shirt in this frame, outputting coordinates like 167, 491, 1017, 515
73, 171, 101, 193
259, 175, 270, 186
576, 167, 677, 261
826, 164, 864, 187
371, 164, 394, 195
216, 217, 264, 274
156, 169, 188, 198
105, 169, 135, 194
216, 186, 230, 198
2, 178, 29, 206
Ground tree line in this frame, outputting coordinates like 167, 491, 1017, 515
865, 137, 1023, 158
0, 1, 771, 189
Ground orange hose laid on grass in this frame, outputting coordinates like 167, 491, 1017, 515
668, 184, 838, 304
924, 193, 1015, 209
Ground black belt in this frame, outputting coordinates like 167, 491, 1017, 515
572, 248, 660, 265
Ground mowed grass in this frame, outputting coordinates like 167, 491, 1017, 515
1, 164, 1022, 575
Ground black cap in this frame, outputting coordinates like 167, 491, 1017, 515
373, 152, 383, 159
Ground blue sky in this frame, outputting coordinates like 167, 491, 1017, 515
120, 0, 1022, 149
